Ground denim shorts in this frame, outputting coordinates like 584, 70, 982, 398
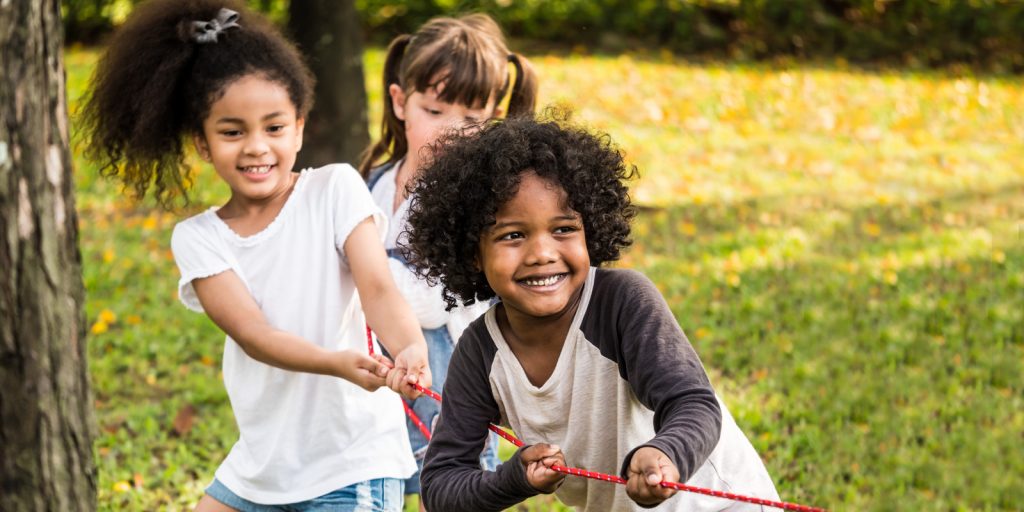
402, 326, 500, 494
205, 478, 404, 512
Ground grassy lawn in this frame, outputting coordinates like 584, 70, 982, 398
67, 46, 1023, 511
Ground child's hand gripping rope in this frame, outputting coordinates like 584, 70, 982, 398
365, 326, 430, 400
625, 446, 681, 506
387, 342, 430, 400
520, 443, 566, 493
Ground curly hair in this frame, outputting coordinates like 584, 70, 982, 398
80, 0, 315, 208
404, 114, 637, 310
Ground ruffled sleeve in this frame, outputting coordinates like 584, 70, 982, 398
170, 215, 233, 312
330, 164, 387, 261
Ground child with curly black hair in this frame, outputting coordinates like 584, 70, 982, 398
405, 116, 779, 511
82, 0, 430, 509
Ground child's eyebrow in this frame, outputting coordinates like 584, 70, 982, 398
488, 220, 522, 231
214, 112, 287, 124
490, 214, 580, 230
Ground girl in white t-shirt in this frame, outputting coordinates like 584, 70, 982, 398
82, 1, 429, 510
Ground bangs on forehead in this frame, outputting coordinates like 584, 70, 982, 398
407, 39, 507, 109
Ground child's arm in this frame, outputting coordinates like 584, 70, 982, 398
345, 217, 431, 397
192, 271, 392, 389
420, 331, 547, 512
603, 270, 723, 505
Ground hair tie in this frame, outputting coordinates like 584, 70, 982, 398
191, 8, 240, 44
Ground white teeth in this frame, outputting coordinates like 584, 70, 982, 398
242, 165, 272, 174
523, 275, 560, 287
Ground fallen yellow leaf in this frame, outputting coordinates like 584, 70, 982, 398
90, 321, 108, 335
99, 309, 116, 324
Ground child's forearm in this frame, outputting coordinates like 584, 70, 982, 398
232, 325, 335, 374
422, 449, 539, 512
421, 338, 539, 511
345, 217, 428, 356
192, 270, 382, 383
363, 282, 428, 355
218, 316, 389, 389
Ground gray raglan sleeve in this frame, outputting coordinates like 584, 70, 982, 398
595, 269, 723, 482
420, 323, 540, 512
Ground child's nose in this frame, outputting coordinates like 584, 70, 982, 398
244, 134, 270, 155
525, 235, 558, 265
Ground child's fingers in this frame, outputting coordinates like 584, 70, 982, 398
625, 447, 678, 506
386, 367, 422, 399
352, 353, 388, 390
393, 345, 431, 389
356, 353, 388, 378
403, 367, 433, 395
540, 455, 563, 469
525, 460, 564, 494
399, 380, 422, 400
625, 467, 661, 500
361, 369, 388, 389
386, 366, 407, 392
372, 353, 395, 369
521, 443, 561, 464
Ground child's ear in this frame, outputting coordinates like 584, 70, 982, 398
193, 133, 211, 162
295, 117, 305, 153
388, 83, 407, 122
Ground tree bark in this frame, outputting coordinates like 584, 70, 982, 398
288, 0, 371, 171
0, 0, 97, 510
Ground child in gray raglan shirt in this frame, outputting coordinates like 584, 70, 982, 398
404, 115, 780, 512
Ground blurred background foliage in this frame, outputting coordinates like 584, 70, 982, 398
64, 0, 1024, 72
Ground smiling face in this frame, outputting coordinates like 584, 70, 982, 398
195, 74, 305, 206
477, 172, 591, 322
390, 77, 497, 172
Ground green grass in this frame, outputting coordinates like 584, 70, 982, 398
67, 45, 1023, 511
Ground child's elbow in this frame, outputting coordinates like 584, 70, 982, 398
420, 460, 454, 511
419, 473, 441, 511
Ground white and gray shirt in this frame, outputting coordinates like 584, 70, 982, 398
421, 267, 779, 511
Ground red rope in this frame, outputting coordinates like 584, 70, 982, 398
365, 326, 825, 512
404, 400, 433, 441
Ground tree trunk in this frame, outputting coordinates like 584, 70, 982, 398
0, 1, 97, 510
288, 0, 371, 171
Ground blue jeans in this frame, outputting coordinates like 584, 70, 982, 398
205, 478, 404, 512
403, 326, 500, 494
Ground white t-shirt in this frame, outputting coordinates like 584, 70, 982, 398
171, 164, 416, 504
369, 161, 490, 340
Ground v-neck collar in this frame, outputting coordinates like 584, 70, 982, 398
485, 267, 597, 393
